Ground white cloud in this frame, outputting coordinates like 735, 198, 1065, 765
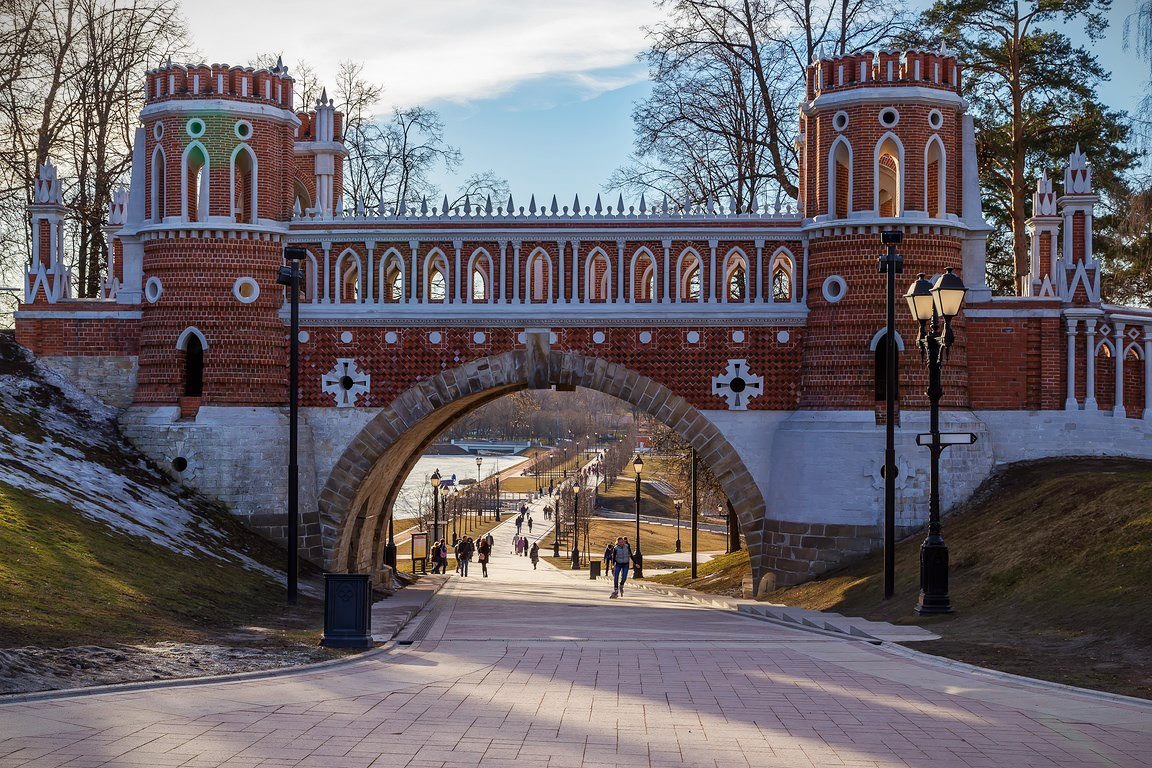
183, 0, 660, 108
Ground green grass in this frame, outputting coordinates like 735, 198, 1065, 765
0, 481, 307, 648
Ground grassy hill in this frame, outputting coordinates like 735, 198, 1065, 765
0, 331, 321, 652
655, 457, 1152, 699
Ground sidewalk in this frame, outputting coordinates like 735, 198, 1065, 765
3, 521, 1151, 767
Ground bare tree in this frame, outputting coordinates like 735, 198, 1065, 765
448, 170, 510, 211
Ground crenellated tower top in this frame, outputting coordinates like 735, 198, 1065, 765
143, 58, 295, 111
804, 46, 962, 101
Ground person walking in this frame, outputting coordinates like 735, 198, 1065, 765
515, 536, 524, 556
477, 536, 491, 577
522, 535, 530, 556
530, 542, 540, 569
610, 536, 633, 598
603, 542, 614, 575
431, 539, 446, 574
527, 515, 533, 534
459, 536, 474, 577
515, 516, 523, 536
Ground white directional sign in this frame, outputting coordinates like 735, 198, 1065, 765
916, 432, 978, 447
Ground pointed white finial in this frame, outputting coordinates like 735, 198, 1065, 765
573, 194, 581, 214
550, 195, 558, 215
485, 195, 493, 215
275, 55, 284, 72
594, 194, 603, 215
938, 40, 951, 57
529, 195, 537, 215
421, 196, 429, 216
463, 195, 472, 215
441, 194, 450, 215
639, 194, 647, 214
506, 194, 515, 213
1065, 144, 1093, 195
616, 194, 625, 215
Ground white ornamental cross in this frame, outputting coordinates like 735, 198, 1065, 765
711, 359, 764, 410
322, 358, 371, 408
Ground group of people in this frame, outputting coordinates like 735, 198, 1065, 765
429, 532, 494, 577
512, 535, 540, 567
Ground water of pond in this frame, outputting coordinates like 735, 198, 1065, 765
393, 454, 530, 519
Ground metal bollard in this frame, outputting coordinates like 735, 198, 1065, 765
589, 561, 601, 580
321, 573, 373, 648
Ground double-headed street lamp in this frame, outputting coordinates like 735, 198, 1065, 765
904, 267, 968, 615
674, 499, 683, 553
632, 454, 644, 578
475, 456, 483, 520
446, 486, 456, 541
571, 485, 582, 569
430, 469, 442, 543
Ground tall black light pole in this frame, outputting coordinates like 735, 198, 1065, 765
535, 449, 541, 493
448, 487, 456, 541
905, 268, 968, 615
475, 456, 483, 520
384, 511, 397, 571
494, 455, 501, 520
277, 246, 307, 605
632, 454, 644, 578
571, 485, 582, 569
879, 230, 903, 601
430, 469, 441, 544
690, 449, 698, 579
674, 499, 683, 553
553, 488, 561, 558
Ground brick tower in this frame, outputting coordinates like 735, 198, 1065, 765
134, 60, 299, 410
796, 47, 984, 410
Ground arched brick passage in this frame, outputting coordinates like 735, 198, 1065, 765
318, 349, 768, 586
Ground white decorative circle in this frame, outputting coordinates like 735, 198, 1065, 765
639, 331, 652, 344
711, 359, 765, 411
298, 331, 309, 343
322, 358, 370, 408
928, 109, 943, 130
185, 117, 206, 138
473, 331, 486, 344
777, 330, 790, 344
686, 331, 700, 344
592, 331, 606, 344
822, 275, 848, 303
385, 331, 398, 344
144, 276, 163, 303
516, 332, 526, 343
340, 330, 353, 344
732, 330, 746, 343
832, 111, 849, 131
232, 276, 259, 304
153, 121, 164, 141
878, 108, 900, 128
429, 331, 443, 344
234, 120, 253, 140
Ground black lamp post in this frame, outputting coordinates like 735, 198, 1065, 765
571, 485, 582, 569
690, 449, 698, 579
276, 246, 307, 605
475, 456, 483, 520
494, 455, 501, 520
904, 267, 968, 615
535, 449, 541, 493
674, 499, 683, 553
879, 230, 904, 600
552, 491, 561, 558
384, 511, 397, 571
447, 487, 455, 541
430, 469, 442, 544
632, 454, 644, 578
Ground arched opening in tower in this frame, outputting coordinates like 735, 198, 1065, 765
874, 333, 899, 402
831, 140, 851, 218
926, 138, 944, 218
185, 144, 208, 222
233, 147, 256, 224
877, 138, 901, 217
184, 334, 204, 398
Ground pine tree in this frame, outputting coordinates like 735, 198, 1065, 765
920, 0, 1136, 295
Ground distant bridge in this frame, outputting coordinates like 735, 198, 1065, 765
449, 439, 534, 455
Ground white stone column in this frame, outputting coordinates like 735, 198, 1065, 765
558, 240, 566, 303
616, 239, 625, 302
453, 240, 463, 304
1144, 326, 1152, 420
365, 240, 376, 304
571, 239, 580, 304
1114, 321, 1126, 417
1084, 319, 1098, 411
497, 240, 507, 303
409, 240, 419, 303
1064, 317, 1078, 410
512, 242, 521, 303
661, 239, 671, 303
707, 239, 718, 302
322, 241, 331, 304
755, 239, 765, 303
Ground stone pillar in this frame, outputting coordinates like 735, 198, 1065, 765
1144, 325, 1152, 421
755, 239, 765, 303
1084, 319, 1098, 411
571, 239, 580, 303
498, 240, 507, 303
512, 241, 521, 303
558, 240, 566, 303
408, 240, 419, 303
365, 241, 375, 304
453, 240, 463, 304
322, 241, 331, 304
616, 239, 625, 303
707, 239, 718, 302
661, 239, 671, 303
1114, 321, 1126, 417
1065, 317, 1078, 410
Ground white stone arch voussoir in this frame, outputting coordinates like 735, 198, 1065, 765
176, 326, 208, 351
319, 350, 770, 588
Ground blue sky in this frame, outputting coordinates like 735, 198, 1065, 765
184, 0, 1148, 201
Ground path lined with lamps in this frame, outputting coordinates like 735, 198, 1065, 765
5, 500, 1152, 767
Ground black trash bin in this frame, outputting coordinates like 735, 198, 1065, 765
589, 561, 601, 580
321, 573, 373, 648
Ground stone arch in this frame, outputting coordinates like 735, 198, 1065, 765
828, 136, 852, 218
318, 349, 769, 586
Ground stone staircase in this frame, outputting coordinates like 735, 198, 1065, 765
626, 580, 939, 643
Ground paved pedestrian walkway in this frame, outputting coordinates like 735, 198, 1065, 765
2, 514, 1151, 767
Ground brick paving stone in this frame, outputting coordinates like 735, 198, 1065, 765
2, 514, 1152, 767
